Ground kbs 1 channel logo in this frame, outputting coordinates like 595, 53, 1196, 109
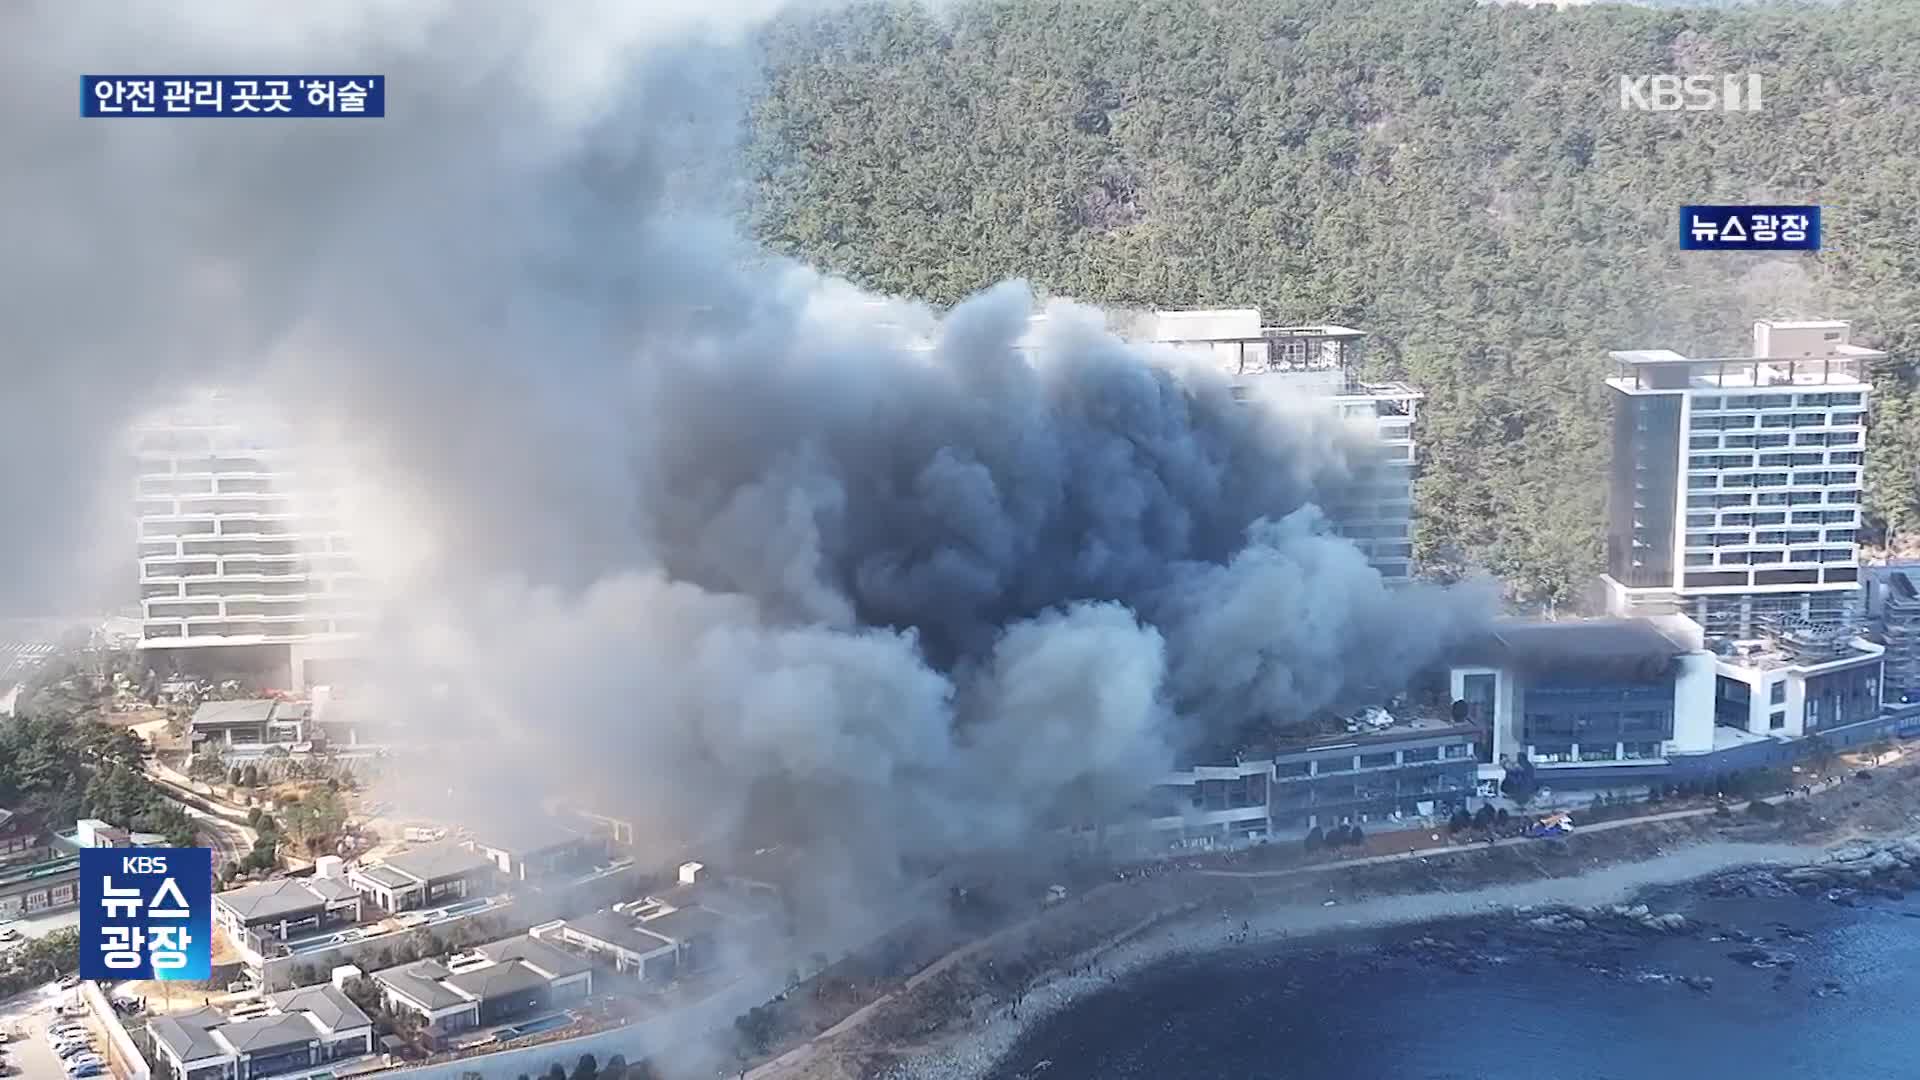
79, 848, 212, 982
81, 76, 384, 118
1620, 74, 1763, 114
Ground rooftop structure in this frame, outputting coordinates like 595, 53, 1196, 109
1602, 320, 1877, 638
148, 984, 373, 1080
133, 389, 364, 691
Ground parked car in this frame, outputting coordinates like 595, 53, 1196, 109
56, 976, 80, 990
53, 1041, 96, 1059
64, 1055, 104, 1071
67, 1063, 104, 1078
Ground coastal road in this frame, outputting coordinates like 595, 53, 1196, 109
1194, 775, 1856, 882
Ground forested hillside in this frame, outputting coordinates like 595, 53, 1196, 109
744, 0, 1920, 607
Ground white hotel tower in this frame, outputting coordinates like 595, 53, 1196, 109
1143, 309, 1423, 583
133, 391, 363, 690
1601, 319, 1879, 638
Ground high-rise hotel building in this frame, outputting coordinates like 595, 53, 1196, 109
1145, 310, 1422, 583
132, 391, 363, 690
1601, 320, 1879, 638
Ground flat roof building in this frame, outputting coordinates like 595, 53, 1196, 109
1601, 320, 1878, 638
467, 816, 607, 883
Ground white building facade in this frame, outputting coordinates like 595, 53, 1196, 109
133, 391, 363, 690
1601, 320, 1878, 638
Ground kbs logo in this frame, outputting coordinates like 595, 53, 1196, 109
1619, 74, 1763, 113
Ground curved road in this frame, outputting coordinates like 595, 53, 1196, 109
142, 759, 257, 871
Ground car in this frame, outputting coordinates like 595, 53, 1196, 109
54, 1043, 95, 1059
64, 1055, 104, 1071
67, 1064, 103, 1079
47, 1029, 86, 1042
56, 976, 80, 990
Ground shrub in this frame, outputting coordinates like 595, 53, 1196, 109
1473, 805, 1496, 829
1747, 799, 1779, 820
1303, 826, 1323, 852
1448, 809, 1472, 834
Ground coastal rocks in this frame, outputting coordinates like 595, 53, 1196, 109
1706, 868, 1797, 899
1811, 980, 1847, 999
1593, 903, 1691, 934
1527, 913, 1588, 934
1726, 947, 1797, 970
1682, 975, 1715, 992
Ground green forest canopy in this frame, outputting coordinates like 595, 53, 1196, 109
744, 0, 1920, 607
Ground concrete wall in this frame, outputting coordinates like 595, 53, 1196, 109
82, 980, 151, 1080
1672, 651, 1719, 752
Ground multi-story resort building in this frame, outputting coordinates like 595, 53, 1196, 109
1600, 319, 1878, 637
132, 390, 364, 690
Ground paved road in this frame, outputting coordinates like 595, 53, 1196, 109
140, 760, 256, 871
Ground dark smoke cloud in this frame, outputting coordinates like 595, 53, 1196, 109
2, 1, 1496, 892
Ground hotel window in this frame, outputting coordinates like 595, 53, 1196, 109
1690, 436, 1720, 450
1830, 490, 1859, 503
1622, 742, 1663, 761
1755, 433, 1789, 447
1689, 475, 1717, 490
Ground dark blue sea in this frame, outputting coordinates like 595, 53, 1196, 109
990, 885, 1920, 1080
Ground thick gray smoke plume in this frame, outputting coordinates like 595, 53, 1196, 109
2, 1, 1496, 896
